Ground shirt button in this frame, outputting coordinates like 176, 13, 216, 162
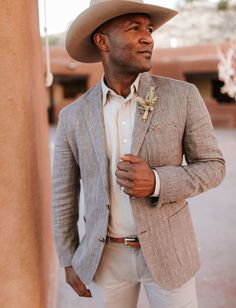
99, 237, 106, 243
122, 121, 126, 125
124, 139, 128, 143
106, 204, 110, 210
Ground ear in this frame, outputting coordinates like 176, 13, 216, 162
93, 33, 109, 52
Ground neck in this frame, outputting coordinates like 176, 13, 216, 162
103, 71, 139, 98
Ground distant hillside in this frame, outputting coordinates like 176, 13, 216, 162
155, 1, 236, 48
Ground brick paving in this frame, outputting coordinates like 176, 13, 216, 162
49, 128, 236, 308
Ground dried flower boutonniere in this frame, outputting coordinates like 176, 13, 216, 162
136, 87, 157, 121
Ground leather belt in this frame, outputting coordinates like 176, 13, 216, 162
107, 236, 140, 248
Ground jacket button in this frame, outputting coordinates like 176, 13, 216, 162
99, 237, 105, 243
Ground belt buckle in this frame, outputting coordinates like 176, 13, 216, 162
124, 237, 137, 246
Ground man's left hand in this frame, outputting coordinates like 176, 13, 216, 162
115, 154, 155, 198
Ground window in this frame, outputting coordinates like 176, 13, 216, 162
55, 75, 87, 99
185, 72, 236, 104
211, 79, 236, 103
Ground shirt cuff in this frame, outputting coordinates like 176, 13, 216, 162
151, 169, 160, 197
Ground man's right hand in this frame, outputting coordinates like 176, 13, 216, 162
65, 266, 92, 297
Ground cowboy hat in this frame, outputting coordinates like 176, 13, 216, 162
66, 0, 178, 63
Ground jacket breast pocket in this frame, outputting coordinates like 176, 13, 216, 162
145, 123, 183, 166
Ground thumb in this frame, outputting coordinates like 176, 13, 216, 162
120, 154, 142, 163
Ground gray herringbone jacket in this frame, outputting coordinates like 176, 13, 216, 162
52, 73, 225, 290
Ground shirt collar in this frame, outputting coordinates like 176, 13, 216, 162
101, 74, 141, 106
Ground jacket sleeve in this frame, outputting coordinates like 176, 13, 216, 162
153, 83, 225, 207
52, 112, 80, 267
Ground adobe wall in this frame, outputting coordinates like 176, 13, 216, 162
0, 1, 56, 307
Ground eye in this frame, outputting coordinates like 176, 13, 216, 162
131, 26, 139, 31
147, 27, 153, 33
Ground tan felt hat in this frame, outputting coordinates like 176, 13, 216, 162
66, 0, 178, 63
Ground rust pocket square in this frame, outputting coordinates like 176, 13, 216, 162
148, 124, 161, 132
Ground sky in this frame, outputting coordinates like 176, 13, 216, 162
38, 0, 179, 35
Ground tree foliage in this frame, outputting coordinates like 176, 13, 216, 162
180, 0, 230, 7
217, 0, 229, 10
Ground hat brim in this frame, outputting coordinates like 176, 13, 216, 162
66, 1, 178, 63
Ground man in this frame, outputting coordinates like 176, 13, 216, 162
52, 1, 225, 307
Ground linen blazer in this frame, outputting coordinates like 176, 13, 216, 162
52, 73, 225, 290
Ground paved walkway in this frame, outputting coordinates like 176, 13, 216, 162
50, 128, 236, 308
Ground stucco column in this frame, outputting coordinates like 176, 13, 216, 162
0, 1, 56, 308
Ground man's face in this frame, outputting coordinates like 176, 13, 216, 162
101, 14, 154, 74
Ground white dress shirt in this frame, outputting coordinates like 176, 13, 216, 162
101, 74, 160, 237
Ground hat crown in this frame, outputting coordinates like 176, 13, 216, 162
90, 0, 144, 6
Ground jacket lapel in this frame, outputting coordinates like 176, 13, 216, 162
81, 73, 162, 191
82, 83, 109, 194
131, 73, 161, 156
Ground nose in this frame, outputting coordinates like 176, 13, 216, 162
140, 30, 154, 46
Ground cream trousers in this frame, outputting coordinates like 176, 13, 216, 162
88, 240, 198, 308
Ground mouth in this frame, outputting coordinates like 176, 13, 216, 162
138, 50, 152, 58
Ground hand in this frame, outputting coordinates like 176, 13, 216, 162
65, 266, 92, 297
115, 154, 155, 198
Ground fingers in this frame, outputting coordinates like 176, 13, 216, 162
65, 267, 92, 298
73, 278, 92, 298
117, 160, 132, 172
120, 154, 142, 163
117, 155, 142, 172
116, 177, 134, 190
118, 154, 144, 171
78, 288, 92, 298
116, 156, 139, 195
116, 163, 135, 190
116, 155, 155, 198
115, 168, 133, 181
